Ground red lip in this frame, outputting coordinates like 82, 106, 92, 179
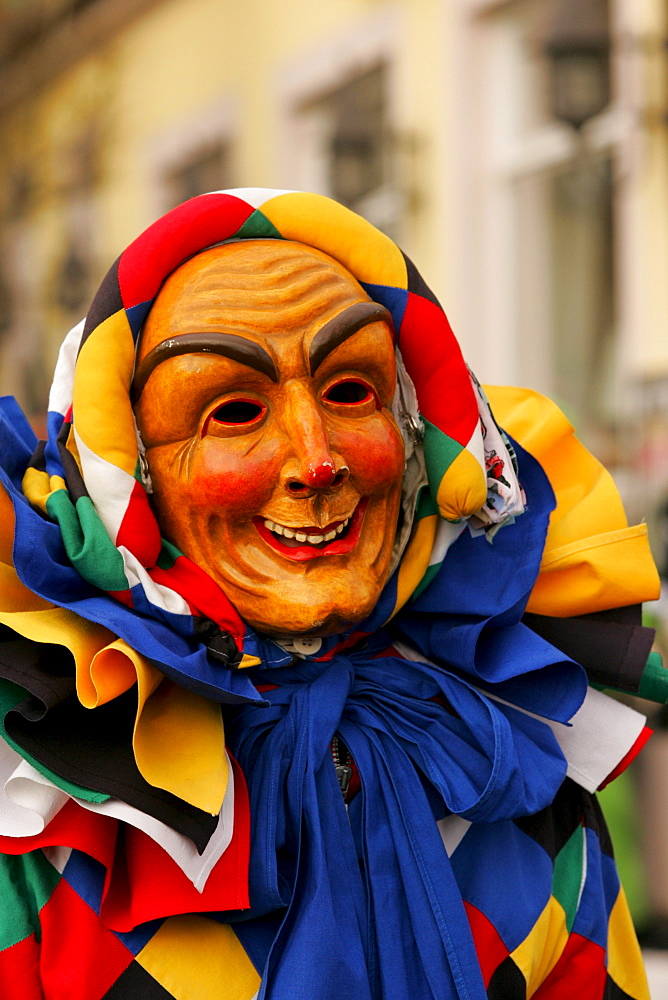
254, 499, 368, 562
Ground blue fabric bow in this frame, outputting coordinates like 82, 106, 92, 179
227, 650, 570, 1000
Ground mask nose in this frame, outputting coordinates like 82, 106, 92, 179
285, 462, 350, 498
281, 384, 350, 498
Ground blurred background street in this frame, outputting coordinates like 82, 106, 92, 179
1, 0, 668, 991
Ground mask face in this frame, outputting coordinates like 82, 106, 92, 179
134, 240, 405, 636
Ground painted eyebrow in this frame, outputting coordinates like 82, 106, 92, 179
131, 332, 278, 403
308, 302, 394, 375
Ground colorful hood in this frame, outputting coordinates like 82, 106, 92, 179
19, 188, 526, 667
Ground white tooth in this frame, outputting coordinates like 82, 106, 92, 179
307, 534, 324, 544
264, 519, 275, 530
295, 532, 307, 542
324, 530, 336, 541
343, 517, 350, 526
273, 524, 284, 536
282, 528, 295, 538
336, 523, 344, 534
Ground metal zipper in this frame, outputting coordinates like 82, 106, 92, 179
330, 734, 353, 799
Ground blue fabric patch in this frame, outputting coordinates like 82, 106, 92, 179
126, 300, 153, 339
62, 849, 106, 914
449, 819, 553, 952
360, 282, 408, 336
0, 397, 38, 490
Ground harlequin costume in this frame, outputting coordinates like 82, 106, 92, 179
0, 189, 662, 1000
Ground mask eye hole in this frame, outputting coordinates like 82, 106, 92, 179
323, 379, 374, 405
210, 399, 266, 425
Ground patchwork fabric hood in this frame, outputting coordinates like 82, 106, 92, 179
22, 188, 526, 668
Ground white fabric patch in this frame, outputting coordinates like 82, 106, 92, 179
216, 187, 297, 210
48, 318, 84, 417
436, 815, 471, 857
0, 738, 235, 892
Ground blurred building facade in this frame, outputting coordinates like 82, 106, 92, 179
0, 0, 667, 528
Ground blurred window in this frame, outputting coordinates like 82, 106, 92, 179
293, 63, 402, 238
162, 142, 232, 210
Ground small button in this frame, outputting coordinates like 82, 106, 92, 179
291, 637, 323, 656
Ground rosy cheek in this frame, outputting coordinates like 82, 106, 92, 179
337, 419, 404, 494
189, 438, 282, 516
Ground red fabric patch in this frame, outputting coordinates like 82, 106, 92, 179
0, 800, 117, 867
399, 293, 478, 447
114, 480, 162, 567
0, 758, 251, 932
0, 933, 43, 1000
108, 588, 134, 608
317, 631, 370, 662
149, 556, 244, 644
118, 194, 254, 309
464, 901, 510, 988
100, 756, 251, 930
40, 879, 133, 1000
531, 932, 607, 998
598, 725, 653, 790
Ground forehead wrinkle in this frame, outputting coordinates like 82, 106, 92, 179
162, 272, 367, 344
140, 240, 370, 359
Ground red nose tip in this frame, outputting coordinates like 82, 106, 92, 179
307, 461, 337, 488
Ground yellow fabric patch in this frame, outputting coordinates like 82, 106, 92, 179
528, 524, 658, 617
239, 652, 262, 670
607, 889, 650, 1000
391, 514, 438, 619
73, 308, 138, 476
436, 448, 487, 522
78, 636, 227, 813
0, 604, 115, 665
0, 563, 54, 615
137, 915, 261, 1000
510, 894, 568, 996
134, 675, 227, 815
78, 637, 156, 708
486, 385, 660, 616
21, 468, 67, 515
261, 192, 407, 289
66, 424, 83, 474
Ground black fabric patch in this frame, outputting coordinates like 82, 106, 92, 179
523, 611, 654, 694
80, 257, 123, 353
402, 251, 442, 307
0, 635, 75, 714
56, 436, 90, 502
580, 604, 643, 626
514, 778, 585, 860
486, 955, 526, 999
28, 439, 47, 473
580, 785, 614, 859
102, 960, 176, 999
0, 630, 217, 851
603, 973, 637, 999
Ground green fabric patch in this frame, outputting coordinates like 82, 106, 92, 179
46, 492, 128, 592
637, 651, 668, 703
0, 850, 60, 950
156, 538, 182, 571
0, 678, 109, 803
414, 484, 439, 521
410, 562, 440, 602
233, 209, 284, 241
422, 418, 462, 500
552, 824, 584, 932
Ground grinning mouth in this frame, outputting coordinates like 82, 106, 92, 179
254, 499, 368, 562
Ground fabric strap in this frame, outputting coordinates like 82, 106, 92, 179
227, 650, 569, 1000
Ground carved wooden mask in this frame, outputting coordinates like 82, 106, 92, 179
133, 240, 405, 636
